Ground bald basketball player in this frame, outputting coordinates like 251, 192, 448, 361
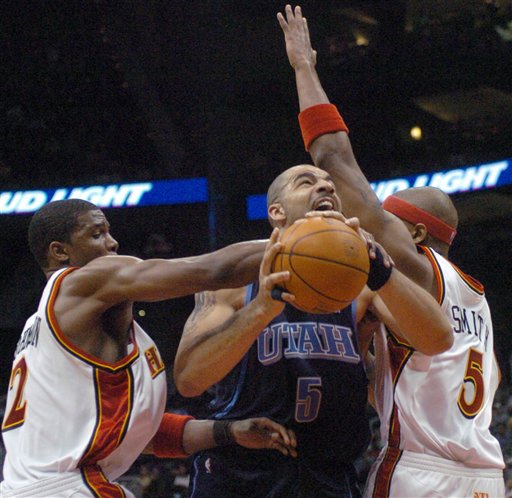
173, 162, 452, 497
279, 4, 506, 497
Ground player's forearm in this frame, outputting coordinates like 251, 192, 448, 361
208, 240, 266, 289
108, 241, 264, 303
377, 270, 453, 355
145, 417, 233, 456
293, 79, 421, 269
293, 63, 384, 226
181, 419, 217, 454
294, 61, 329, 110
174, 302, 273, 397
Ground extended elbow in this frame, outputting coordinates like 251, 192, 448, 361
422, 326, 454, 356
174, 376, 207, 398
435, 329, 454, 354
173, 363, 207, 398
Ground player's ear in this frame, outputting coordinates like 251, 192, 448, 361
411, 223, 428, 244
48, 241, 70, 265
268, 203, 286, 224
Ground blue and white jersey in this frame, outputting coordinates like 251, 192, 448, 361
209, 282, 370, 470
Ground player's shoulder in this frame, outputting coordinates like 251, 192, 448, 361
73, 255, 141, 277
60, 255, 142, 295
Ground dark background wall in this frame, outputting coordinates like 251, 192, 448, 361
1, 0, 512, 393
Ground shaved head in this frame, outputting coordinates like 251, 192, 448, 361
267, 164, 315, 207
266, 164, 340, 229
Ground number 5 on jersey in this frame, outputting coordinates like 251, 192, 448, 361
295, 377, 322, 423
458, 348, 485, 419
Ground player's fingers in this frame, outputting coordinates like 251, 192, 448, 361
260, 419, 292, 446
260, 244, 281, 278
261, 229, 281, 275
282, 439, 298, 458
280, 292, 295, 304
263, 230, 274, 252
266, 271, 290, 288
376, 242, 394, 267
270, 437, 297, 458
302, 17, 309, 41
286, 428, 297, 448
306, 210, 345, 221
285, 4, 294, 23
269, 226, 280, 245
344, 216, 361, 229
294, 5, 302, 23
360, 229, 376, 259
270, 440, 289, 456
276, 12, 288, 31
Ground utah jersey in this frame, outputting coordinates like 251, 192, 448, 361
189, 283, 370, 497
368, 246, 504, 494
1, 267, 167, 497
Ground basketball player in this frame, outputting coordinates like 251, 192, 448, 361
0, 199, 298, 498
173, 164, 452, 497
278, 5, 506, 496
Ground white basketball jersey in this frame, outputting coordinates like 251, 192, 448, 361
1, 267, 167, 496
372, 247, 504, 473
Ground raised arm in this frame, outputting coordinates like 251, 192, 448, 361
174, 230, 294, 397
277, 5, 434, 291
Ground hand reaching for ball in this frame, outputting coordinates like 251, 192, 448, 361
254, 227, 296, 316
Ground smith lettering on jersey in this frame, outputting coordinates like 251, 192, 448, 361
364, 246, 505, 498
451, 305, 490, 351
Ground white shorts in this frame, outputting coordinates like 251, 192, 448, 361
363, 448, 505, 498
0, 472, 136, 498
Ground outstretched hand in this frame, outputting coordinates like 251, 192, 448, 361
277, 5, 317, 69
231, 417, 298, 458
255, 227, 295, 315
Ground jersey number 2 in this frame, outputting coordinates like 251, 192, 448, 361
457, 348, 484, 419
295, 377, 322, 423
2, 357, 28, 431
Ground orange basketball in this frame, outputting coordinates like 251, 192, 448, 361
272, 216, 370, 314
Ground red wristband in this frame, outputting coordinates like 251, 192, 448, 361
298, 103, 349, 151
153, 413, 194, 458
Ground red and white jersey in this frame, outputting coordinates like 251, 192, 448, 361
1, 267, 167, 496
372, 246, 504, 470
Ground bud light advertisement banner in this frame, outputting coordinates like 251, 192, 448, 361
0, 178, 208, 215
246, 159, 512, 220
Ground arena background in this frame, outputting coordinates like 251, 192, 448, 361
1, 0, 512, 492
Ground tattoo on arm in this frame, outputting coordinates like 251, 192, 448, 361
183, 290, 241, 351
188, 313, 239, 352
186, 292, 216, 327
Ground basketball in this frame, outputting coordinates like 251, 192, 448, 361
272, 216, 370, 314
